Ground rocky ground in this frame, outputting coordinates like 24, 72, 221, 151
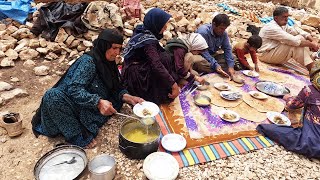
1, 0, 320, 179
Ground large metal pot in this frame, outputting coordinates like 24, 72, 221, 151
119, 119, 160, 159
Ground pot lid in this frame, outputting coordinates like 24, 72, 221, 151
34, 145, 88, 180
143, 152, 179, 180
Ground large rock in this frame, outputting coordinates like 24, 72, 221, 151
0, 24, 5, 31
34, 65, 50, 76
19, 49, 39, 61
54, 28, 68, 43
0, 88, 28, 101
0, 82, 13, 92
301, 14, 320, 28
5, 49, 18, 60
177, 17, 190, 27
23, 60, 36, 67
65, 35, 75, 46
0, 58, 14, 67
36, 48, 48, 54
0, 39, 17, 52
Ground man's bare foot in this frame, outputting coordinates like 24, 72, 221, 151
86, 139, 97, 149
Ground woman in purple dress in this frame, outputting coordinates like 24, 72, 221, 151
121, 8, 180, 105
257, 61, 320, 158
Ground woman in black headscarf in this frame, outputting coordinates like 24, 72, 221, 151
121, 8, 180, 105
31, 29, 143, 148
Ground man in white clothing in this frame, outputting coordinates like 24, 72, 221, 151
258, 6, 319, 71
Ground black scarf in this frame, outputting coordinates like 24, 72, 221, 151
86, 29, 124, 91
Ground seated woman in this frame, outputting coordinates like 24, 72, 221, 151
257, 61, 320, 158
31, 29, 143, 148
121, 8, 180, 105
164, 33, 209, 85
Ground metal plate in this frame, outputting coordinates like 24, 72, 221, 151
193, 94, 211, 106
34, 145, 88, 180
220, 91, 242, 101
255, 81, 290, 97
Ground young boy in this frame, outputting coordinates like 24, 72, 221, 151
233, 35, 262, 72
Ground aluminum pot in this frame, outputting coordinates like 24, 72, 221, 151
88, 154, 116, 180
119, 119, 160, 159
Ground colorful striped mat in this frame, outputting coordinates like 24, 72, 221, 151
156, 111, 274, 168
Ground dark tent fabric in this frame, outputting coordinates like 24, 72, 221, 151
31, 1, 88, 41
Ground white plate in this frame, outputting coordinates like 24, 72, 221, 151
161, 134, 187, 152
218, 110, 240, 122
243, 70, 259, 77
133, 101, 160, 118
213, 82, 231, 91
266, 111, 291, 126
220, 91, 242, 101
143, 152, 179, 180
249, 91, 268, 100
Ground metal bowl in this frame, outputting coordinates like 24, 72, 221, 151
197, 81, 210, 91
255, 81, 290, 97
193, 94, 211, 106
88, 154, 116, 180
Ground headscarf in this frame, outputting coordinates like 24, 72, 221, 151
86, 29, 124, 91
122, 8, 171, 60
179, 33, 209, 51
310, 61, 320, 91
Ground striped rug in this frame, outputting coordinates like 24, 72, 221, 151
156, 111, 274, 168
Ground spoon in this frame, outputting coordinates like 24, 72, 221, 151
54, 157, 76, 166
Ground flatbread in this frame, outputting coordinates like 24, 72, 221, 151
228, 102, 267, 122
202, 87, 243, 108
203, 73, 226, 85
259, 70, 288, 83
242, 93, 285, 113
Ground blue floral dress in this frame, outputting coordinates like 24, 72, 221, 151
33, 54, 127, 147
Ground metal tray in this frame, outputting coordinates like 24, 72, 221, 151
34, 145, 88, 180
255, 81, 290, 97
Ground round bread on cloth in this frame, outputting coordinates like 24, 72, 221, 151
227, 102, 267, 122
203, 74, 244, 87
258, 70, 288, 83
204, 88, 243, 108
242, 93, 285, 113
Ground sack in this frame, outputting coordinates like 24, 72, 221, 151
81, 1, 123, 31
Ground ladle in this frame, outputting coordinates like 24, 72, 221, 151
115, 112, 141, 121
115, 112, 155, 125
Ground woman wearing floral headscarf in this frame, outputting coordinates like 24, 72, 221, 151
257, 61, 320, 158
122, 8, 180, 105
165, 33, 209, 85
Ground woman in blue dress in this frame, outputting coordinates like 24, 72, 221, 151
257, 61, 320, 158
31, 29, 143, 148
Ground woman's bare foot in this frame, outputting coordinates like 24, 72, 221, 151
86, 139, 97, 149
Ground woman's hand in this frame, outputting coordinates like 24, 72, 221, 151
122, 94, 144, 106
97, 99, 117, 116
254, 65, 260, 72
168, 82, 180, 99
195, 76, 205, 84
283, 94, 292, 102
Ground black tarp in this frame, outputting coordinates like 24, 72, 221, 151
31, 1, 88, 41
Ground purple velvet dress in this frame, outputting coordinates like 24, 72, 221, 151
257, 85, 320, 158
121, 43, 178, 105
